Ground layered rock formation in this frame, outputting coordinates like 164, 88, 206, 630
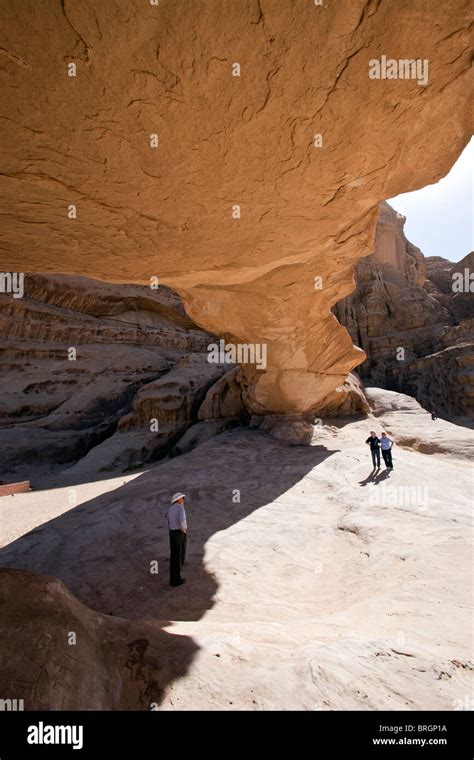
334, 205, 474, 418
0, 273, 250, 484
1, 268, 370, 489
0, 0, 471, 413
425, 252, 474, 324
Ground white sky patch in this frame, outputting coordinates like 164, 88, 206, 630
388, 137, 473, 263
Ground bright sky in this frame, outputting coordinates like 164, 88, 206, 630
388, 136, 473, 263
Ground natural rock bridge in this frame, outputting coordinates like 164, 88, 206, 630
1, 0, 471, 412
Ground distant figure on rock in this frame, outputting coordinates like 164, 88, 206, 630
431, 410, 438, 420
168, 492, 187, 587
365, 431, 381, 469
380, 432, 394, 469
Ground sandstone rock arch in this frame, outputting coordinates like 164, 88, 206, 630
0, 0, 471, 412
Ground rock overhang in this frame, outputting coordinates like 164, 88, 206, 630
0, 0, 471, 412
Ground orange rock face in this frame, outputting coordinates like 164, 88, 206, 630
0, 0, 471, 412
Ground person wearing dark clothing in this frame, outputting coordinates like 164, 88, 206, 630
380, 432, 394, 469
181, 533, 187, 567
168, 492, 187, 587
365, 431, 381, 468
169, 530, 185, 586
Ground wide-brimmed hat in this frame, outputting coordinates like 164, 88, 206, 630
171, 492, 186, 504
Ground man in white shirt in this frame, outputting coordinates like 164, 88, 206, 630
168, 492, 187, 587
380, 432, 394, 469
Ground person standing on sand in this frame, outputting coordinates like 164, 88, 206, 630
380, 432, 394, 470
365, 431, 381, 469
168, 492, 187, 587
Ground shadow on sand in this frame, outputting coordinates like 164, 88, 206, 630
358, 467, 392, 487
0, 426, 339, 707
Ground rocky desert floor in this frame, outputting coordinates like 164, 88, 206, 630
1, 388, 472, 710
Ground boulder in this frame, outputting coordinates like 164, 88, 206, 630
198, 367, 248, 421
0, 567, 196, 709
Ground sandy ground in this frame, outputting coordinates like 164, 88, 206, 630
0, 472, 142, 548
1, 389, 472, 710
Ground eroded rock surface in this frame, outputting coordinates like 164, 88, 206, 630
334, 205, 474, 418
0, 567, 197, 709
0, 0, 471, 412
317, 372, 369, 417
0, 273, 232, 483
426, 252, 474, 324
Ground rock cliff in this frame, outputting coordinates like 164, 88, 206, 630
334, 205, 473, 418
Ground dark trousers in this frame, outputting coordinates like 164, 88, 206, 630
370, 448, 380, 468
382, 448, 393, 468
169, 530, 185, 585
181, 533, 187, 566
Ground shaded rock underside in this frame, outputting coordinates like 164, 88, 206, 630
0, 0, 471, 411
